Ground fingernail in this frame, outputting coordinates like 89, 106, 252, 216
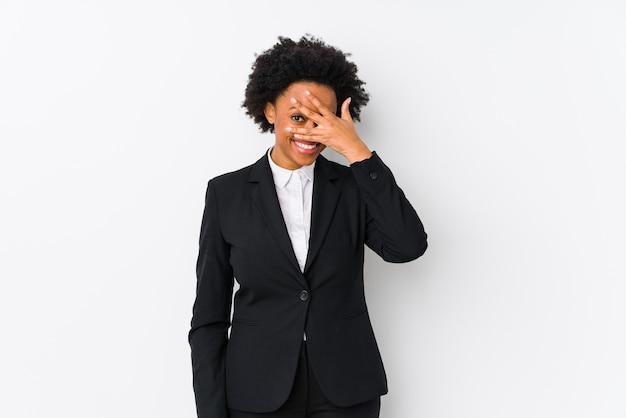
285, 127, 293, 132
305, 90, 311, 95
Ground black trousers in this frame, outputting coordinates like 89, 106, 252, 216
228, 342, 381, 418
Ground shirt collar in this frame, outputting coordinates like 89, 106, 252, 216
267, 147, 316, 189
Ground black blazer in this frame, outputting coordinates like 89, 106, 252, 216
189, 152, 427, 417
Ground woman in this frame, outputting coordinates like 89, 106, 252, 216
189, 35, 428, 418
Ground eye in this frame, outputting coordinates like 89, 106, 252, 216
291, 115, 305, 122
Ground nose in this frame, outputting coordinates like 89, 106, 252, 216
305, 119, 318, 129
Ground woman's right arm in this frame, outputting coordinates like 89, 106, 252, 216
189, 180, 234, 418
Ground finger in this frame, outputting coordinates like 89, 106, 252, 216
290, 97, 320, 119
304, 90, 334, 117
340, 97, 353, 121
285, 126, 322, 142
290, 98, 326, 127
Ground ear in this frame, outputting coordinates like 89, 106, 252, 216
264, 102, 275, 125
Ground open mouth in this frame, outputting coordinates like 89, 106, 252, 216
293, 140, 318, 150
292, 140, 320, 154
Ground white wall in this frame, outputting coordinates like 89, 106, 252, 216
1, 1, 625, 417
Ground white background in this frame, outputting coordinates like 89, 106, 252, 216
1, 1, 625, 417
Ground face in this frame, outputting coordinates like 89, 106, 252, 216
264, 82, 337, 170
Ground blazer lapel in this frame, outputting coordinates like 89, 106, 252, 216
304, 155, 341, 273
249, 155, 302, 273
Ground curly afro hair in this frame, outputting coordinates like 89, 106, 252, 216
242, 34, 370, 133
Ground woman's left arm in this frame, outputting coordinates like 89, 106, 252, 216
288, 91, 427, 262
351, 153, 428, 262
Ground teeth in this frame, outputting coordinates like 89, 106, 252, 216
294, 141, 316, 150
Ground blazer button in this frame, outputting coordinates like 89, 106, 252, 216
299, 290, 309, 301
369, 172, 378, 180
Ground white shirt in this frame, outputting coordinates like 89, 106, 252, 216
267, 149, 315, 272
